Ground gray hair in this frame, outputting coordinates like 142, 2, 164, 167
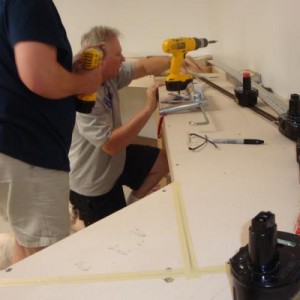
81, 26, 121, 48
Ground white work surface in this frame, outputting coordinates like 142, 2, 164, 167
0, 79, 299, 300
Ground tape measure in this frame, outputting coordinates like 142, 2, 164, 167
210, 60, 288, 115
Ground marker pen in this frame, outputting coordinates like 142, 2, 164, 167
211, 139, 264, 145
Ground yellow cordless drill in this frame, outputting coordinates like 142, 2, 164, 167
162, 37, 217, 91
76, 47, 104, 113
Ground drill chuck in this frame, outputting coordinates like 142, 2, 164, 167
194, 38, 217, 49
76, 48, 103, 114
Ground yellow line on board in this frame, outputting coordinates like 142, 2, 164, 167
0, 268, 186, 287
171, 181, 199, 277
0, 266, 226, 288
0, 182, 226, 287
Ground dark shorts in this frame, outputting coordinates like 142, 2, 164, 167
70, 144, 159, 226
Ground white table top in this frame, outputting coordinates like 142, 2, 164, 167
0, 78, 299, 300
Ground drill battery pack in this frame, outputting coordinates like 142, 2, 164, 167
76, 48, 103, 114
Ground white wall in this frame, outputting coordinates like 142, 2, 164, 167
54, 0, 300, 100
53, 0, 212, 56
209, 0, 300, 99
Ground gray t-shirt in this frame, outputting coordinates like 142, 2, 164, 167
69, 62, 135, 196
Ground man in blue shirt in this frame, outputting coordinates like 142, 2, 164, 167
0, 0, 104, 264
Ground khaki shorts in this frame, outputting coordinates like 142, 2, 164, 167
0, 153, 70, 248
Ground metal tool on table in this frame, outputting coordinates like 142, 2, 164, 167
209, 60, 300, 142
159, 82, 209, 125
189, 70, 279, 123
157, 37, 217, 131
162, 37, 217, 91
209, 60, 288, 115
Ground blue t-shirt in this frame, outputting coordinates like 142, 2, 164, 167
0, 0, 76, 171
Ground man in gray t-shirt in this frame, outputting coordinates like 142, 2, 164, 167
69, 26, 170, 226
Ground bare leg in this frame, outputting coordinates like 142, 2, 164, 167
0, 234, 14, 270
70, 206, 85, 233
12, 239, 44, 264
131, 149, 169, 199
